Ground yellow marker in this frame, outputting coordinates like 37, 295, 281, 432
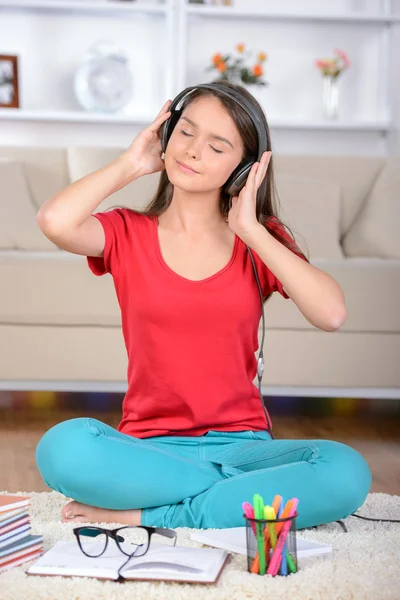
264, 505, 277, 548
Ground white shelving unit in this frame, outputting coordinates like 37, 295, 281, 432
0, 107, 392, 133
0, 0, 398, 143
0, 107, 156, 125
185, 4, 400, 23
0, 0, 167, 15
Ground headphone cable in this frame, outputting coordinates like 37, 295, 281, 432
350, 514, 400, 523
246, 246, 400, 527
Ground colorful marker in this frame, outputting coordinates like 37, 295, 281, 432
253, 494, 266, 575
278, 496, 288, 575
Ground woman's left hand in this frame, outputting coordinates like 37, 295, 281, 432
227, 151, 272, 243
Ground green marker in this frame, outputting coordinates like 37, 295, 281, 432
253, 494, 266, 575
286, 551, 297, 573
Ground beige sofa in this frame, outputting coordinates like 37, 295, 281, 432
0, 147, 399, 397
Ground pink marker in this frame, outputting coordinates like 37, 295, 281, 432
242, 501, 258, 536
267, 498, 299, 576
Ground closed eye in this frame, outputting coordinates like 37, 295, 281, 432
180, 130, 223, 154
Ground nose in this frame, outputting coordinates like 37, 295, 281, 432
185, 137, 201, 160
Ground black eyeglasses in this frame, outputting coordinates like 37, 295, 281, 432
73, 525, 177, 559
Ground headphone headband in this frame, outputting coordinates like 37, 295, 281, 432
160, 82, 268, 196
166, 83, 267, 161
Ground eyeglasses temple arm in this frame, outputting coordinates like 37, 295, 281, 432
154, 527, 176, 539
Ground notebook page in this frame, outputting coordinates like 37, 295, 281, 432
122, 544, 228, 582
27, 540, 125, 580
122, 544, 217, 574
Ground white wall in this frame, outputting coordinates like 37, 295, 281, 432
0, 0, 398, 155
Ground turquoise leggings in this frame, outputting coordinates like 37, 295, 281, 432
36, 417, 372, 530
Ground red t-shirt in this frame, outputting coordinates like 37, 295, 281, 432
87, 209, 305, 439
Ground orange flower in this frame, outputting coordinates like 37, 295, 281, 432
217, 61, 227, 72
252, 64, 263, 77
257, 51, 267, 62
212, 52, 224, 66
236, 43, 245, 53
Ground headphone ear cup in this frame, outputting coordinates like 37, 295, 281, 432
160, 110, 182, 154
160, 119, 169, 154
224, 160, 254, 197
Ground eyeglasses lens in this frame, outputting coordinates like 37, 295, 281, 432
78, 527, 108, 557
116, 527, 150, 557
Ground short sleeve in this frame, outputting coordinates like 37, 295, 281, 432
87, 208, 134, 276
262, 217, 308, 299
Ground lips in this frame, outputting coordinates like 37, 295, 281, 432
176, 160, 199, 174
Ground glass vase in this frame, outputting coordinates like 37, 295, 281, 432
322, 75, 339, 120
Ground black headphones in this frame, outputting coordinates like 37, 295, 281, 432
160, 82, 268, 197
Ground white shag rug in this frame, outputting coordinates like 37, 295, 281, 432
0, 490, 399, 600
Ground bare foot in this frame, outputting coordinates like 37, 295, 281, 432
61, 501, 142, 526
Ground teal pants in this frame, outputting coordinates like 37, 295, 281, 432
36, 417, 372, 530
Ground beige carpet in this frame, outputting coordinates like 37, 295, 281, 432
0, 490, 399, 600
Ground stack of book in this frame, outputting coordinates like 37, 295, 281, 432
0, 494, 43, 572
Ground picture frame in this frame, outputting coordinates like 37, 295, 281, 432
0, 55, 19, 108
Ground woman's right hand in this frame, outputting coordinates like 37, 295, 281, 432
122, 99, 172, 178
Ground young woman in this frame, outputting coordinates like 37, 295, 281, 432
35, 81, 371, 531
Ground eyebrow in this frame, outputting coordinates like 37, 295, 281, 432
181, 116, 234, 149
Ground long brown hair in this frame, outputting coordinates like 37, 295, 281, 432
118, 81, 309, 300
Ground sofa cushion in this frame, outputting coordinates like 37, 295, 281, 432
342, 159, 400, 258
0, 251, 119, 325
274, 155, 385, 236
0, 160, 57, 251
264, 257, 400, 333
260, 330, 400, 387
0, 326, 398, 387
0, 147, 69, 211
274, 173, 344, 259
67, 147, 159, 213
0, 252, 398, 333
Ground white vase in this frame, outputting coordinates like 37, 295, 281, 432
322, 75, 339, 120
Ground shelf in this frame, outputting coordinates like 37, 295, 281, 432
0, 108, 392, 132
0, 0, 167, 16
185, 5, 400, 24
267, 119, 393, 132
3, 1, 398, 21
0, 108, 156, 125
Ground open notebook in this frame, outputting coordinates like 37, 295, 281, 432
190, 527, 333, 557
27, 540, 230, 584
